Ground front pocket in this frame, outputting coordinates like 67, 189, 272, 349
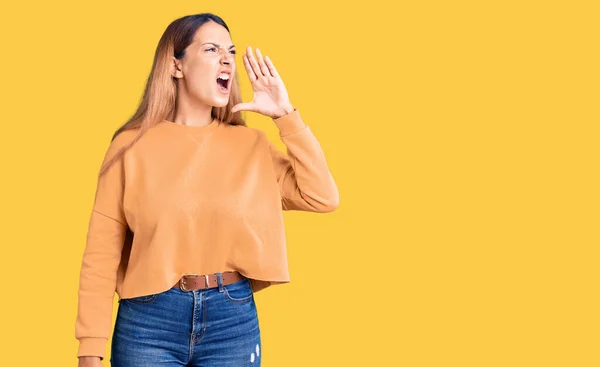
222, 278, 253, 303
120, 293, 160, 304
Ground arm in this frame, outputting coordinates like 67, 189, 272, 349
229, 48, 339, 211
75, 132, 130, 360
268, 108, 340, 212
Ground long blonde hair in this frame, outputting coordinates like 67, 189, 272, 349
99, 13, 245, 177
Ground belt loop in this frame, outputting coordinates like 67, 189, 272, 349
216, 272, 224, 292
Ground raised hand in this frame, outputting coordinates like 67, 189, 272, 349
231, 46, 294, 119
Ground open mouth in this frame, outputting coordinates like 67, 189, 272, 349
216, 76, 230, 92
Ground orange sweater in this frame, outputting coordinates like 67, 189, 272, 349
74, 108, 339, 359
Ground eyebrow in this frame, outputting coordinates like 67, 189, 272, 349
202, 42, 236, 49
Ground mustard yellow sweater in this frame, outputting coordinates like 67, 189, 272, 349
74, 108, 339, 359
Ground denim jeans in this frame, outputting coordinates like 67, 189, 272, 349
110, 273, 262, 366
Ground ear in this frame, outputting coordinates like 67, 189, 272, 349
171, 56, 183, 79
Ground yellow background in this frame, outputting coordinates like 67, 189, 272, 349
0, 0, 598, 366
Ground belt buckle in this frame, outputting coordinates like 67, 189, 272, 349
180, 273, 198, 292
180, 273, 211, 291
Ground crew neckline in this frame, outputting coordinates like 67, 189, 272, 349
159, 118, 221, 134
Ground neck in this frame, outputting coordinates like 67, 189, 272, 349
172, 89, 214, 127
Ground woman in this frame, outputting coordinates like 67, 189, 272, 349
75, 13, 339, 367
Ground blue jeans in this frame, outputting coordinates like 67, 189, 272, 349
110, 274, 262, 366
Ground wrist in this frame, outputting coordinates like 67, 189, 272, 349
272, 105, 294, 119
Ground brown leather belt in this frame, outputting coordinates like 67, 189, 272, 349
172, 271, 245, 292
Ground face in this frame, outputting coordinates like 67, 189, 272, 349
171, 21, 236, 108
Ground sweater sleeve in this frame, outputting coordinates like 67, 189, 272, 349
268, 108, 340, 212
75, 132, 131, 360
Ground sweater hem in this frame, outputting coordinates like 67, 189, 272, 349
77, 337, 107, 360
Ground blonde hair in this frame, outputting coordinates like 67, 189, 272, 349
99, 13, 245, 177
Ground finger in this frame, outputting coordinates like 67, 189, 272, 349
231, 102, 256, 114
246, 46, 265, 78
263, 55, 280, 79
242, 54, 257, 81
255, 48, 272, 77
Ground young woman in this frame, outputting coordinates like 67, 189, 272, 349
75, 13, 339, 367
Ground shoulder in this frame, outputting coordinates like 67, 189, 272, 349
112, 128, 139, 146
104, 128, 139, 160
224, 123, 270, 145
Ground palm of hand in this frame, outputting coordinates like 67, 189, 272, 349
231, 46, 293, 119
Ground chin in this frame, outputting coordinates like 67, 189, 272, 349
213, 100, 229, 108
208, 95, 230, 108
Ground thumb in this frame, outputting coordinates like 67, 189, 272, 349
231, 102, 256, 114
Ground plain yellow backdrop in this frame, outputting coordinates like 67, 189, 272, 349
0, 0, 598, 366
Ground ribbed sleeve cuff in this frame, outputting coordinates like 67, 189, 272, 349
273, 108, 307, 137
77, 337, 107, 360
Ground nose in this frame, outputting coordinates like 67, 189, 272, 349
221, 57, 231, 66
220, 51, 234, 65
